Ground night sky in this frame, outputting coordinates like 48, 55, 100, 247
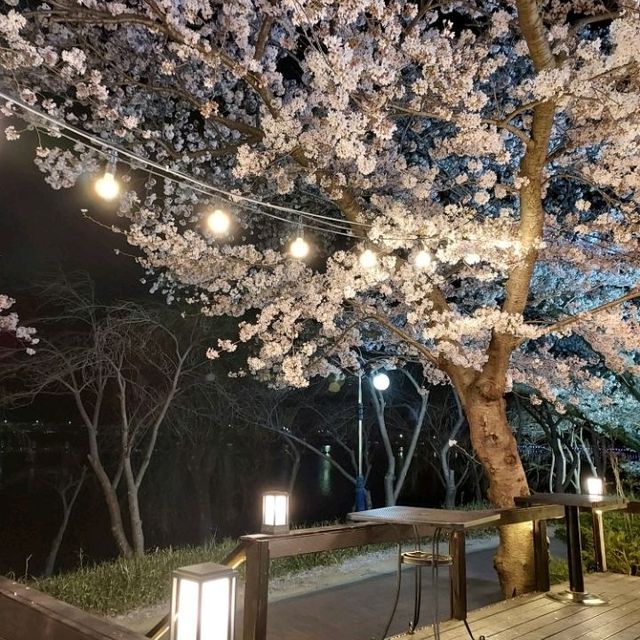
1, 134, 148, 312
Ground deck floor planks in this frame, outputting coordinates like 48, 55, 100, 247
401, 573, 640, 640
526, 594, 640, 640
574, 602, 640, 640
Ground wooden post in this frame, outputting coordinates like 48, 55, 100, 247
591, 510, 607, 572
532, 519, 550, 592
449, 530, 466, 620
243, 539, 271, 640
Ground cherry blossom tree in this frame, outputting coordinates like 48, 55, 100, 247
0, 294, 36, 357
2, 0, 639, 594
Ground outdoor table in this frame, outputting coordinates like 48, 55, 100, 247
515, 493, 627, 605
348, 506, 501, 621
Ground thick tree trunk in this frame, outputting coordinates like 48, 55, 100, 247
460, 388, 536, 597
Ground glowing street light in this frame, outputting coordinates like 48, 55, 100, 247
261, 491, 290, 535
170, 562, 236, 640
207, 209, 231, 235
289, 236, 310, 259
95, 169, 120, 201
372, 371, 390, 391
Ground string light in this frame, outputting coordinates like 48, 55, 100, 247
95, 167, 120, 200
289, 236, 310, 259
414, 250, 432, 268
359, 249, 377, 269
207, 208, 231, 235
2, 91, 633, 258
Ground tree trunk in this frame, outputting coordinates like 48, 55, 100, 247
188, 451, 216, 543
444, 469, 456, 509
460, 388, 536, 597
87, 454, 134, 558
43, 469, 86, 577
124, 456, 145, 556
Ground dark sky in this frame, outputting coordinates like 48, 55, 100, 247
1, 133, 148, 314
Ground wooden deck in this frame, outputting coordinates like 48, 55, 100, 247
398, 573, 640, 640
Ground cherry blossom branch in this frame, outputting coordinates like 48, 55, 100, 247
532, 286, 640, 342
479, 0, 557, 398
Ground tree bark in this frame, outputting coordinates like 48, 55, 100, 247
459, 387, 536, 597
124, 456, 145, 556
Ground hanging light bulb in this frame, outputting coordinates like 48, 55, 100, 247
289, 236, 310, 259
95, 169, 120, 201
207, 209, 231, 235
359, 249, 377, 269
414, 250, 432, 268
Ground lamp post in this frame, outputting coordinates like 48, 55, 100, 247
261, 491, 290, 534
354, 369, 391, 511
585, 476, 604, 496
355, 372, 366, 511
170, 562, 236, 640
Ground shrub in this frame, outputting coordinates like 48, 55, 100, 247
580, 511, 640, 576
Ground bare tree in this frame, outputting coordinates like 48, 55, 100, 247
3, 276, 208, 557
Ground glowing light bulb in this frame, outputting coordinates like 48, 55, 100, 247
414, 250, 432, 268
95, 171, 120, 200
207, 209, 231, 235
289, 236, 310, 259
359, 249, 377, 269
372, 372, 390, 391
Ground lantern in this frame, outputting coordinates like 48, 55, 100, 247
585, 476, 604, 496
170, 563, 236, 640
262, 491, 290, 534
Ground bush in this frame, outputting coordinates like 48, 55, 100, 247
580, 511, 640, 576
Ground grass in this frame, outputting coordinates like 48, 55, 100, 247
29, 533, 390, 615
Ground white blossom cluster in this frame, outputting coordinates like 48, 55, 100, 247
0, 294, 37, 354
0, 0, 638, 400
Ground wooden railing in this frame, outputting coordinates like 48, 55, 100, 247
146, 507, 566, 640
4, 502, 635, 640
0, 576, 147, 640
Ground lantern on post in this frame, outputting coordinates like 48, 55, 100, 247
585, 476, 604, 496
170, 562, 236, 640
261, 491, 290, 534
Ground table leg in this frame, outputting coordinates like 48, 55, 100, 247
565, 505, 585, 593
449, 531, 466, 620
591, 509, 607, 572
546, 505, 607, 606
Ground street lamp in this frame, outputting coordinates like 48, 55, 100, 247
261, 491, 290, 534
355, 369, 391, 511
170, 562, 236, 640
372, 372, 390, 391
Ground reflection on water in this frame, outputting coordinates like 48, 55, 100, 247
318, 455, 333, 497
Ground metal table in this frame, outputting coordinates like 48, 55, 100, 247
515, 493, 627, 605
348, 506, 501, 621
